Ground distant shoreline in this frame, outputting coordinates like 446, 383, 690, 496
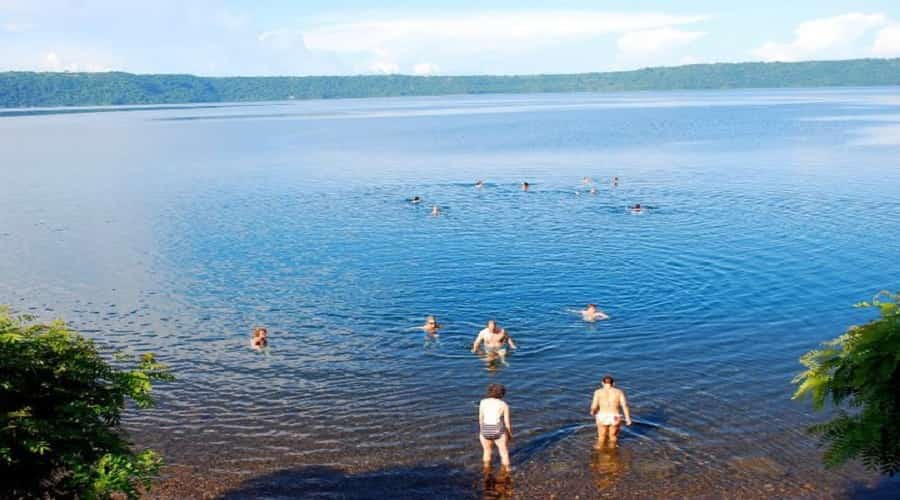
3, 57, 900, 109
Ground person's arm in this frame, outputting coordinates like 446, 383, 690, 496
471, 332, 483, 353
597, 311, 609, 320
506, 334, 517, 350
620, 391, 632, 425
590, 390, 599, 416
504, 403, 512, 440
478, 401, 483, 426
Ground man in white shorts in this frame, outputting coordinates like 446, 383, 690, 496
590, 375, 632, 448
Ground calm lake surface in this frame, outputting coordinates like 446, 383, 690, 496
2, 88, 900, 498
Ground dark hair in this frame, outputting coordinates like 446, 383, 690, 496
602, 375, 614, 385
486, 383, 506, 399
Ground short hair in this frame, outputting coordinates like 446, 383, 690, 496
486, 383, 506, 399
602, 375, 614, 385
254, 327, 268, 336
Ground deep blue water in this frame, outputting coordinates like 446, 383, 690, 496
2, 88, 899, 497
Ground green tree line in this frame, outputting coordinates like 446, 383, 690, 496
2, 58, 900, 108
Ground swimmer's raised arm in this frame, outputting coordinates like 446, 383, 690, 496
471, 331, 483, 353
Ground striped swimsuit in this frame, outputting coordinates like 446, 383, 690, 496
480, 399, 506, 440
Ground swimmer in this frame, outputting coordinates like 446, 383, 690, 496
472, 320, 517, 360
479, 383, 513, 470
431, 205, 441, 216
590, 186, 598, 195
590, 375, 632, 448
582, 176, 593, 185
475, 180, 485, 188
521, 182, 530, 192
410, 196, 423, 204
629, 203, 643, 214
422, 315, 442, 335
250, 327, 268, 350
612, 176, 620, 186
581, 303, 610, 322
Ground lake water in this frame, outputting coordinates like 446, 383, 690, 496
2, 88, 900, 498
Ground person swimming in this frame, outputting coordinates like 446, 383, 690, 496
521, 182, 530, 192
590, 375, 632, 448
612, 176, 620, 186
410, 196, 423, 204
431, 205, 441, 216
582, 176, 593, 185
250, 327, 268, 350
629, 203, 643, 214
581, 303, 610, 322
422, 315, 442, 335
479, 383, 513, 470
472, 320, 517, 360
475, 180, 485, 188
590, 186, 598, 195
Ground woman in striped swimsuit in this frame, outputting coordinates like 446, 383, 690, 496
479, 383, 512, 469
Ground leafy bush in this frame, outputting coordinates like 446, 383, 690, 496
0, 307, 174, 498
793, 291, 900, 475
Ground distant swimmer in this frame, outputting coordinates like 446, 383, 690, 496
422, 315, 442, 335
479, 383, 513, 470
590, 186, 598, 195
582, 176, 593, 185
475, 180, 485, 188
612, 176, 620, 186
629, 203, 643, 214
410, 196, 423, 204
431, 205, 441, 216
581, 304, 609, 322
472, 320, 517, 361
590, 375, 632, 448
251, 327, 268, 350
521, 182, 530, 192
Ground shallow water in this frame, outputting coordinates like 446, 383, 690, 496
2, 88, 900, 498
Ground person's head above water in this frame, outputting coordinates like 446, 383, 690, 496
253, 327, 268, 337
602, 375, 615, 386
587, 303, 597, 311
486, 319, 497, 330
487, 383, 506, 399
521, 182, 529, 190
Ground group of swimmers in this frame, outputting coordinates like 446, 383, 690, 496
478, 375, 632, 470
250, 296, 622, 471
409, 176, 646, 215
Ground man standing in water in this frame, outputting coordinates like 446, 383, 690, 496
590, 375, 632, 448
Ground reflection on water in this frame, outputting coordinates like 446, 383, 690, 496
482, 465, 513, 499
1, 87, 899, 497
591, 447, 630, 491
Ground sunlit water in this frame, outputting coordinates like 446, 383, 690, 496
2, 88, 900, 498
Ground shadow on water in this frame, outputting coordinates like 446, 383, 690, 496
847, 475, 900, 499
219, 464, 483, 500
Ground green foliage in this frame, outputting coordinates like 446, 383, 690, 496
793, 291, 900, 475
0, 307, 174, 498
1, 58, 900, 109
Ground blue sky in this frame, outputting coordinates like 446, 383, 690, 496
2, 1, 900, 75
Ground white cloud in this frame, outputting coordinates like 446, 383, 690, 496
258, 29, 308, 52
872, 25, 900, 57
751, 13, 888, 62
369, 60, 399, 74
413, 62, 439, 75
617, 28, 706, 56
40, 51, 112, 72
296, 11, 709, 74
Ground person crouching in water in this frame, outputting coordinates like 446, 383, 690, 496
471, 320, 517, 362
581, 303, 610, 322
422, 315, 442, 335
251, 327, 268, 350
590, 375, 632, 448
479, 383, 512, 470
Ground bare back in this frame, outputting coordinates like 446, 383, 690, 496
592, 387, 624, 414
